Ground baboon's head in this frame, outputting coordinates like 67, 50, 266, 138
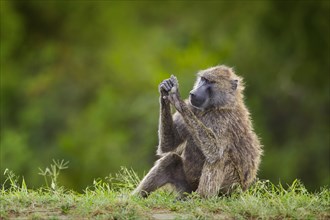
189, 65, 243, 110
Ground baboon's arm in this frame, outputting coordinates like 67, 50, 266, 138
169, 93, 225, 163
157, 96, 183, 155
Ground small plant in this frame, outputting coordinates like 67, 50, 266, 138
106, 166, 140, 191
38, 159, 69, 191
89, 178, 111, 194
1, 169, 27, 193
2, 169, 19, 191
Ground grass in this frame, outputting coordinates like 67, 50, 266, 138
1, 162, 329, 220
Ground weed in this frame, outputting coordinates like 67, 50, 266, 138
2, 169, 19, 191
1, 169, 28, 194
107, 166, 140, 191
38, 159, 69, 191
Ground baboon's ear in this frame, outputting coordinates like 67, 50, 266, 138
231, 79, 238, 90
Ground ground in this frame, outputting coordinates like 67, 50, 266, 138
1, 168, 329, 219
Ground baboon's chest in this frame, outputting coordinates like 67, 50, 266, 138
198, 112, 229, 136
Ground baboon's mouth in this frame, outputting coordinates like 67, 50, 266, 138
189, 95, 207, 109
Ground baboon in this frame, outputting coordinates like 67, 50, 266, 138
133, 65, 262, 198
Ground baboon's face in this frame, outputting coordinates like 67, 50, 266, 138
190, 67, 239, 110
189, 76, 213, 110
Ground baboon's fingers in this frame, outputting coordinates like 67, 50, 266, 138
164, 80, 172, 91
159, 81, 165, 91
160, 81, 171, 92
158, 83, 164, 91
168, 77, 174, 87
170, 75, 179, 87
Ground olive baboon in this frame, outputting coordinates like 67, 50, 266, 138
133, 65, 262, 198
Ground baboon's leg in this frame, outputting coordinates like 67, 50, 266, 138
196, 161, 225, 198
168, 155, 193, 197
132, 152, 191, 197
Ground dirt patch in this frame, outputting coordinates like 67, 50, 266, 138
152, 211, 183, 220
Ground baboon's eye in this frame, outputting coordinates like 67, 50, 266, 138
200, 77, 208, 82
231, 79, 238, 90
201, 77, 214, 84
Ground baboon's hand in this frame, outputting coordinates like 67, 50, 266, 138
168, 75, 179, 95
166, 75, 183, 112
159, 79, 172, 97
159, 75, 182, 111
159, 75, 179, 98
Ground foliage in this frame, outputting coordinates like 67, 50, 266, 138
38, 159, 69, 190
107, 166, 141, 191
0, 0, 329, 190
0, 167, 329, 219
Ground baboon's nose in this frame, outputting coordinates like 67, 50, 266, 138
190, 89, 198, 97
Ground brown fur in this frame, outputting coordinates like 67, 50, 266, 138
133, 65, 262, 198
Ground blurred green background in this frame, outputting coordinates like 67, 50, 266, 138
1, 1, 329, 191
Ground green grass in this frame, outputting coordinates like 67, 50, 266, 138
1, 165, 329, 220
